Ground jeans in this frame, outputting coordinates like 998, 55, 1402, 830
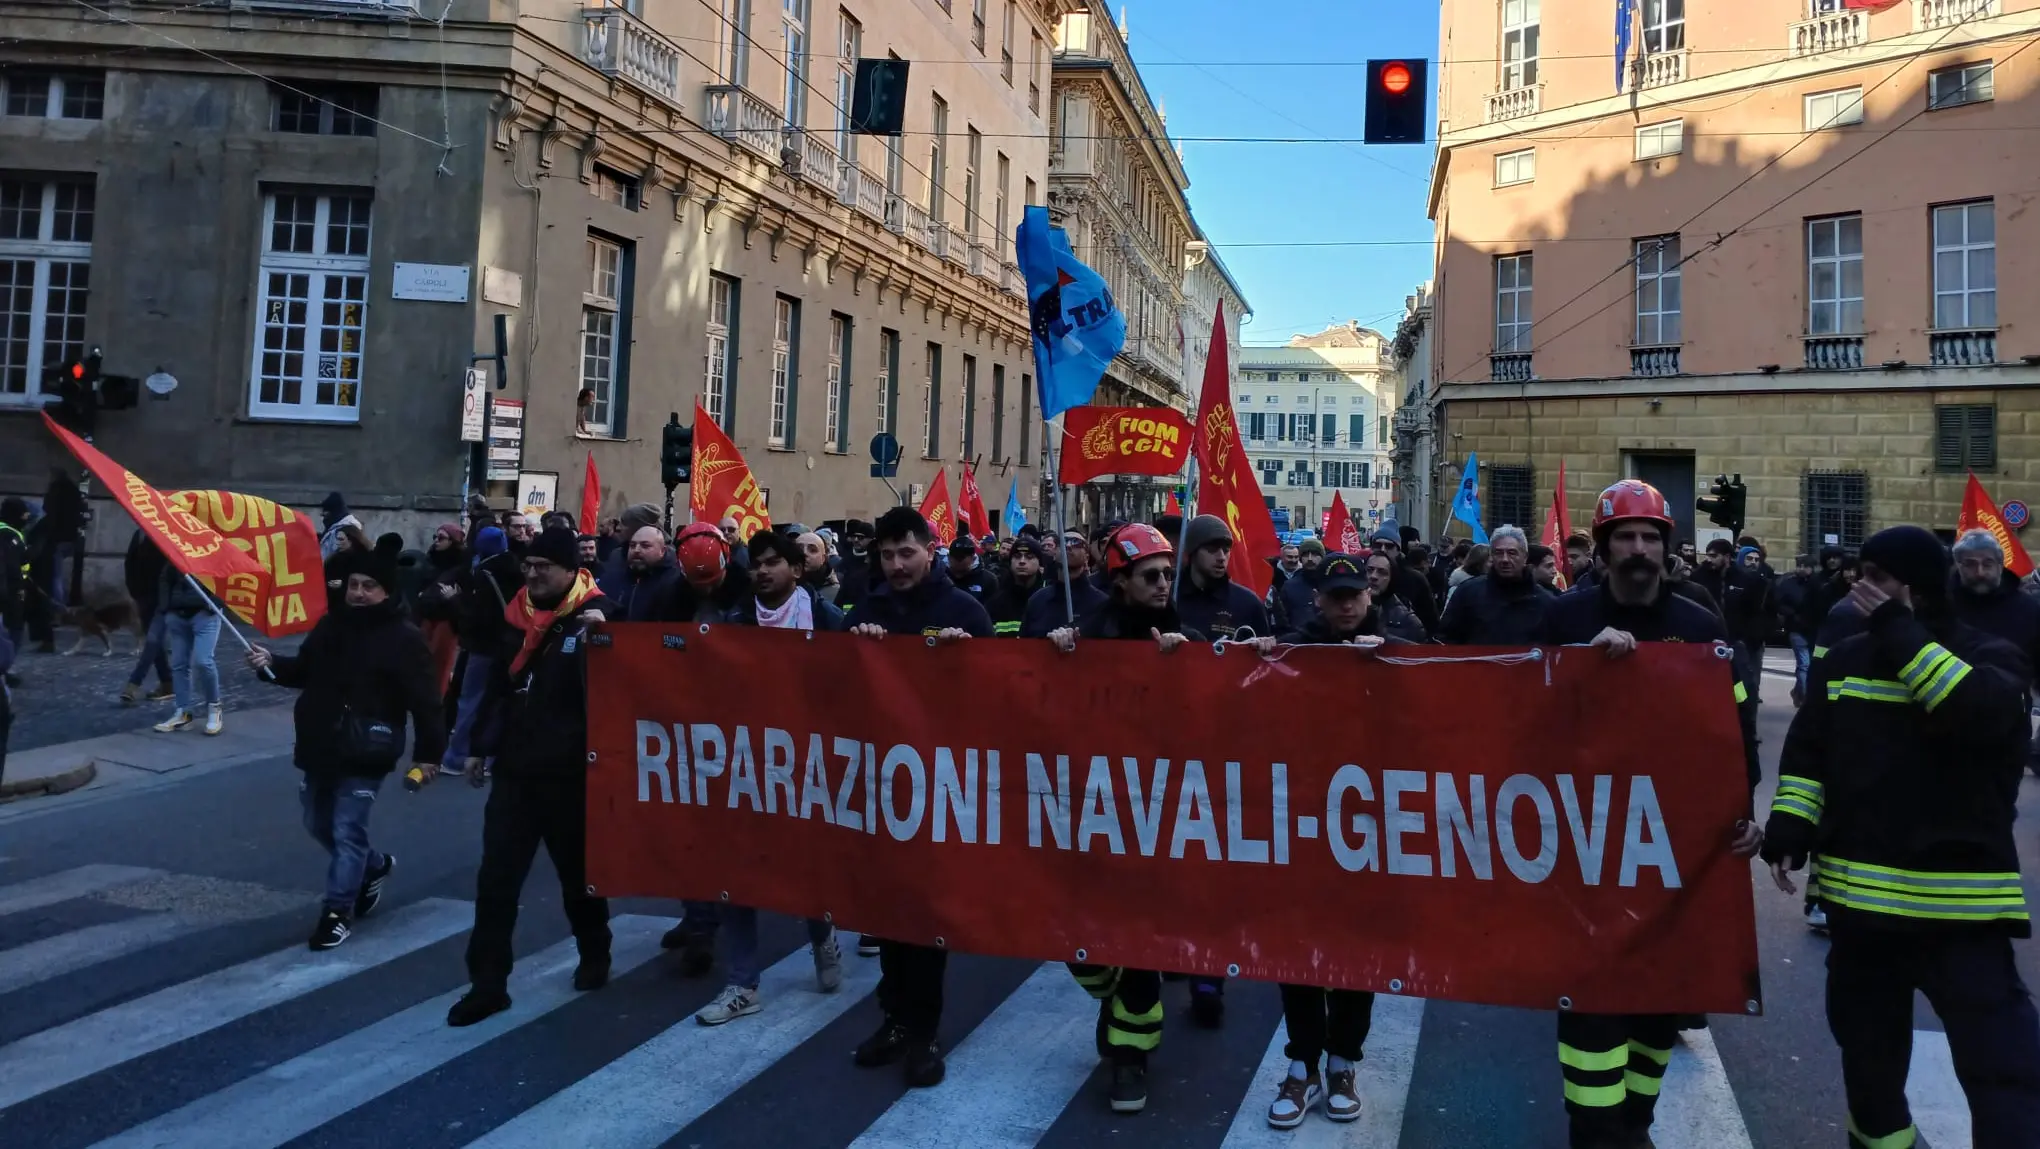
446, 652, 493, 762
127, 608, 171, 689
1789, 633, 1813, 697
721, 905, 832, 989
300, 774, 385, 915
165, 611, 221, 711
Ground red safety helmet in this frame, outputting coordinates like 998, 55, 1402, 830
1102, 522, 1175, 574
675, 522, 729, 585
1591, 479, 1676, 544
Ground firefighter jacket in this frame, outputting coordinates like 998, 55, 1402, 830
1766, 601, 2030, 937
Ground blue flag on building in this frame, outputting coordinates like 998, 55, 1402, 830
1614, 0, 1634, 91
1452, 453, 1490, 543
1003, 479, 1026, 535
1017, 204, 1125, 423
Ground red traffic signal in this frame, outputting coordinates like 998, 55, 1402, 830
1381, 62, 1413, 95
70, 361, 85, 379
1364, 58, 1429, 145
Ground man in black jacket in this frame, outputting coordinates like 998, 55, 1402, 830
249, 547, 444, 951
449, 527, 614, 1027
1435, 525, 1553, 645
1022, 530, 1108, 638
598, 525, 682, 622
1370, 525, 1441, 636
1176, 514, 1271, 642
984, 536, 1046, 636
1776, 554, 1822, 706
1951, 529, 2040, 774
1692, 538, 1773, 702
945, 538, 995, 604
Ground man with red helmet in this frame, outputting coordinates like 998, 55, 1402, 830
1533, 478, 1763, 1149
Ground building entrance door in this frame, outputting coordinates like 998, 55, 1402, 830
1626, 452, 1697, 550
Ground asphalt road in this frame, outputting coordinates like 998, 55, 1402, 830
0, 657, 2032, 1148
6, 629, 306, 753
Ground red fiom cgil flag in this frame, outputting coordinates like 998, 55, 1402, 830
919, 468, 958, 546
690, 404, 772, 537
1540, 460, 1575, 590
1327, 491, 1365, 554
1958, 473, 2035, 578
958, 463, 991, 542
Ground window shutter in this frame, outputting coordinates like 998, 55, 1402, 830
1967, 406, 1996, 469
1934, 406, 1966, 470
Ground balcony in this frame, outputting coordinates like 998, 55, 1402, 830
781, 128, 839, 193
1917, 0, 1998, 31
939, 224, 969, 266
705, 84, 781, 161
1489, 353, 1532, 382
1929, 328, 1997, 366
889, 197, 934, 252
1790, 9, 1869, 56
966, 239, 990, 278
838, 163, 886, 222
1485, 85, 1541, 123
1630, 48, 1688, 90
1001, 262, 1025, 298
579, 9, 682, 104
1631, 345, 1681, 377
1803, 335, 1865, 370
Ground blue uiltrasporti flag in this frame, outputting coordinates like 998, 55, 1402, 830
1017, 205, 1126, 424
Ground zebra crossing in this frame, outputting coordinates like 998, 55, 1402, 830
0, 862, 1982, 1149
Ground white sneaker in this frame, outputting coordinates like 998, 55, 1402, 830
1267, 1065, 1324, 1130
813, 933, 843, 993
154, 709, 194, 733
202, 704, 224, 736
696, 984, 762, 1026
1806, 903, 1830, 934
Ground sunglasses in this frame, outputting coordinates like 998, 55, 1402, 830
1136, 566, 1176, 587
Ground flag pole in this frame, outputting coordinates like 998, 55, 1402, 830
1174, 454, 1198, 605
184, 572, 273, 680
1047, 415, 1076, 626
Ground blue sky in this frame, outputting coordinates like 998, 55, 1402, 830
1119, 0, 1440, 344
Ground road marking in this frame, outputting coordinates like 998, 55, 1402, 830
848, 963, 1101, 1149
1220, 994, 1425, 1148
1908, 1029, 1970, 1149
1652, 1027, 1755, 1149
0, 864, 162, 918
89, 917, 667, 1149
467, 938, 880, 1149
0, 897, 470, 1110
0, 914, 200, 997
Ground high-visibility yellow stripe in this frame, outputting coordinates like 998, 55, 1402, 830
1812, 645, 1829, 659
1771, 794, 1820, 822
1899, 644, 1952, 687
1847, 1116, 1918, 1149
1558, 1043, 1629, 1072
1626, 1039, 1673, 1067
993, 621, 1022, 635
1733, 680, 1749, 703
1778, 775, 1825, 802
1828, 677, 1911, 704
1563, 1080, 1628, 1108
1918, 660, 1972, 713
1623, 1069, 1664, 1096
1823, 857, 2023, 890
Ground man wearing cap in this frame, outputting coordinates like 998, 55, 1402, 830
1274, 538, 1329, 631
1177, 514, 1271, 642
836, 519, 876, 608
1368, 522, 1441, 636
1022, 529, 1109, 638
1764, 525, 2040, 1149
984, 536, 1047, 636
945, 537, 994, 605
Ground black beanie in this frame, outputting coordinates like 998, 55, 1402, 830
342, 545, 400, 597
1858, 525, 1949, 599
529, 525, 582, 569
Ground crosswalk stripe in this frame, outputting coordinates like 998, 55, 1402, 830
1907, 1029, 1970, 1149
0, 913, 199, 997
849, 963, 1102, 1149
1220, 994, 1426, 1147
465, 937, 880, 1149
0, 864, 162, 918
0, 897, 471, 1111
89, 916, 668, 1149
1652, 1027, 1755, 1149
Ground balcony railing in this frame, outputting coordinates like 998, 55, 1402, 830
579, 9, 682, 104
1917, 0, 1998, 31
1489, 353, 1532, 382
940, 224, 968, 266
1804, 335, 1865, 370
891, 198, 933, 251
838, 163, 886, 222
1630, 48, 1688, 90
784, 128, 839, 193
1790, 9, 1869, 56
1485, 85, 1541, 123
1930, 328, 1997, 366
1001, 262, 1025, 298
966, 239, 989, 278
704, 84, 781, 161
1630, 345, 1681, 377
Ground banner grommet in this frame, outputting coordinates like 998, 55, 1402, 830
1745, 998, 1761, 1015
926, 636, 939, 647
933, 936, 947, 949
586, 751, 597, 762
1557, 996, 1574, 1011
698, 624, 713, 635
1388, 978, 1404, 994
821, 911, 833, 923
1226, 963, 1241, 977
718, 890, 730, 901
1074, 948, 1088, 962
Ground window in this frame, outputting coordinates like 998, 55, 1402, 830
1804, 87, 1864, 131
1634, 120, 1682, 160
723, 0, 752, 87
1494, 254, 1533, 353
1019, 372, 1033, 464
1001, 1, 1015, 83
1321, 412, 1337, 443
991, 364, 1006, 460
1349, 414, 1365, 446
248, 191, 370, 421
0, 176, 93, 403
1495, 148, 1535, 186
2, 71, 104, 120
1641, 0, 1683, 52
994, 153, 1010, 260
1806, 215, 1863, 335
1322, 461, 1344, 488
1266, 372, 1280, 383
1029, 30, 1043, 113
928, 95, 948, 221
1802, 470, 1868, 554
1246, 412, 1267, 440
835, 12, 861, 163
706, 273, 738, 429
1487, 464, 1536, 530
827, 313, 850, 452
1024, 176, 1037, 207
971, 0, 986, 51
1933, 201, 1995, 329
1287, 459, 1310, 487
923, 343, 943, 456
782, 0, 810, 129
580, 234, 632, 435
769, 295, 799, 446
964, 127, 982, 237
591, 165, 642, 210
1934, 404, 1995, 471
1929, 62, 1993, 109
1634, 235, 1682, 344
960, 354, 977, 458
1273, 412, 1289, 442
273, 82, 377, 136
1502, 0, 1540, 90
1259, 458, 1281, 487
877, 327, 899, 436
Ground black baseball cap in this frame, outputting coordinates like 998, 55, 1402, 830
1318, 553, 1369, 593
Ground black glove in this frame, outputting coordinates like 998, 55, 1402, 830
1759, 813, 1812, 869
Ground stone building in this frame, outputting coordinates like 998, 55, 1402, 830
1429, 0, 2040, 553
1236, 323, 1398, 538
1388, 282, 1437, 535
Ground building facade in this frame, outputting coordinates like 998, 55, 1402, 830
1236, 323, 1397, 538
1430, 0, 2040, 554
1182, 237, 1249, 402
1388, 282, 1437, 535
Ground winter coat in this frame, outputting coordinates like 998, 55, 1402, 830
1775, 571, 1823, 639
843, 565, 994, 637
599, 555, 685, 623
456, 554, 523, 654
984, 575, 1047, 636
1176, 573, 1272, 641
1951, 569, 2040, 686
265, 599, 447, 780
948, 561, 995, 604
1392, 563, 1441, 636
159, 563, 217, 617
1075, 597, 1204, 643
1435, 572, 1555, 646
473, 592, 613, 777
1691, 562, 1773, 649
1278, 608, 1422, 646
724, 587, 847, 631
1274, 566, 1325, 631
1020, 573, 1109, 638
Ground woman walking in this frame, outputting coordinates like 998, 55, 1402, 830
153, 562, 224, 736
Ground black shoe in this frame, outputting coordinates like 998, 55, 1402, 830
903, 1036, 946, 1088
1109, 1061, 1147, 1113
854, 1019, 913, 1068
354, 854, 393, 920
574, 954, 611, 991
1190, 984, 1225, 1029
308, 909, 350, 951
856, 934, 883, 957
661, 924, 716, 977
447, 988, 512, 1027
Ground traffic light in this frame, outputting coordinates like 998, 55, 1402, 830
45, 347, 103, 433
661, 412, 694, 487
1364, 58, 1429, 145
1696, 474, 1748, 537
850, 58, 910, 136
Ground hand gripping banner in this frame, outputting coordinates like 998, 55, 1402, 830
585, 630, 1762, 1015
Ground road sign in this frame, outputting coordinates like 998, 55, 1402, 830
869, 432, 902, 478
2006, 500, 2031, 531
460, 367, 487, 442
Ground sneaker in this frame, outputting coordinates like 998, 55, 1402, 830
696, 985, 762, 1026
1267, 1068, 1323, 1129
853, 1019, 912, 1068
1324, 1067, 1361, 1122
354, 854, 393, 920
154, 709, 194, 733
203, 704, 224, 736
120, 682, 141, 706
856, 934, 882, 957
903, 1036, 946, 1088
573, 953, 611, 991
1108, 1061, 1147, 1113
146, 684, 175, 702
446, 988, 511, 1027
813, 934, 843, 993
308, 909, 350, 951
1190, 981, 1225, 1029
1805, 902, 1830, 935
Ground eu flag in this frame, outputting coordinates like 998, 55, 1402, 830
1017, 205, 1126, 422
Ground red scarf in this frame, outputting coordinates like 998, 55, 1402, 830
504, 567, 599, 674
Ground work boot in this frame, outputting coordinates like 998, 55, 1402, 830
853, 1018, 912, 1067
120, 682, 140, 706
446, 988, 511, 1027
1108, 1059, 1147, 1113
813, 933, 843, 992
902, 1036, 946, 1088
660, 923, 716, 977
573, 952, 611, 992
1190, 980, 1225, 1028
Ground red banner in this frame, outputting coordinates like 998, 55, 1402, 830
1541, 460, 1575, 591
586, 627, 1761, 1013
919, 469, 958, 547
1327, 491, 1365, 553
1058, 406, 1194, 486
42, 413, 264, 585
1958, 473, 2035, 578
690, 403, 771, 539
958, 464, 991, 542
1192, 305, 1282, 599
579, 451, 601, 537
167, 490, 327, 637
